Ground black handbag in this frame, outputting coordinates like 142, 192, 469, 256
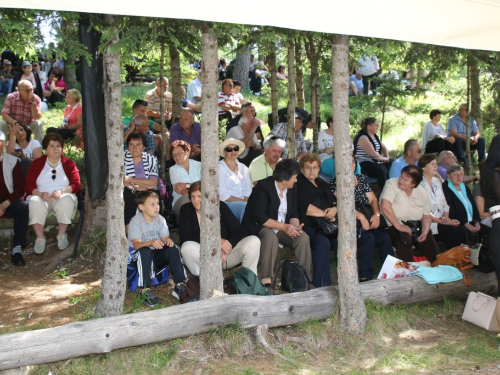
399, 220, 422, 246
355, 202, 388, 229
313, 216, 338, 237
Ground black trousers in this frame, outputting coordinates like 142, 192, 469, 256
435, 222, 490, 250
489, 218, 500, 293
425, 138, 454, 154
137, 245, 186, 288
386, 226, 439, 263
5, 200, 29, 249
360, 161, 390, 190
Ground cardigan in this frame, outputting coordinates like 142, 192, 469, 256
178, 201, 247, 248
123, 150, 158, 179
242, 176, 300, 237
25, 155, 81, 195
442, 181, 479, 225
296, 173, 336, 228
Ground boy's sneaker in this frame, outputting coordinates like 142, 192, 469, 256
34, 237, 46, 254
57, 233, 69, 250
172, 283, 187, 301
142, 289, 162, 307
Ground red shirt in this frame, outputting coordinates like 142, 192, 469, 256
0, 161, 25, 203
1, 91, 42, 125
25, 155, 81, 196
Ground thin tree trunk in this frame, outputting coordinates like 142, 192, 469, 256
81, 183, 106, 234
61, 18, 77, 90
379, 95, 387, 142
465, 55, 472, 175
234, 44, 251, 92
169, 44, 182, 123
268, 50, 279, 127
159, 42, 167, 183
94, 14, 128, 317
469, 52, 482, 133
295, 38, 305, 109
287, 37, 297, 160
306, 35, 319, 153
331, 34, 366, 335
200, 24, 223, 300
417, 66, 424, 90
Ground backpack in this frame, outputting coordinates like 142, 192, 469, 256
431, 245, 474, 286
275, 260, 310, 293
231, 267, 273, 296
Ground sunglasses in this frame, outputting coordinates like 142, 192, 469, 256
51, 169, 56, 180
137, 99, 148, 106
224, 146, 240, 152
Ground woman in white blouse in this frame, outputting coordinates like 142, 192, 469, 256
422, 109, 455, 154
218, 138, 252, 222
418, 154, 460, 249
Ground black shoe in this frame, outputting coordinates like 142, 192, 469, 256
359, 277, 373, 283
142, 289, 162, 307
11, 253, 26, 266
172, 283, 187, 301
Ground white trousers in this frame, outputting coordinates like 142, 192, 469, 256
29, 194, 77, 225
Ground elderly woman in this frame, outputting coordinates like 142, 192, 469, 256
46, 88, 83, 143
169, 140, 202, 218
380, 165, 439, 262
179, 181, 260, 276
442, 164, 490, 246
123, 132, 159, 228
43, 68, 67, 106
353, 117, 392, 189
330, 155, 393, 281
242, 159, 312, 291
25, 133, 81, 254
219, 138, 252, 222
418, 154, 461, 249
296, 154, 337, 287
473, 161, 492, 227
422, 110, 455, 154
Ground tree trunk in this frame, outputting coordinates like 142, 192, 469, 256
417, 66, 424, 90
331, 34, 366, 334
81, 182, 106, 235
287, 37, 297, 160
159, 42, 167, 183
268, 50, 279, 127
469, 52, 482, 133
61, 18, 77, 90
233, 44, 251, 92
306, 35, 319, 153
94, 14, 128, 318
169, 44, 182, 124
200, 24, 223, 300
465, 55, 472, 175
295, 38, 305, 109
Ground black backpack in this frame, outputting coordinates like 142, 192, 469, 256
274, 260, 310, 293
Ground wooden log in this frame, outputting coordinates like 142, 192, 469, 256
0, 270, 496, 370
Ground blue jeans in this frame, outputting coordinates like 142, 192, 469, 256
303, 225, 337, 287
225, 201, 247, 222
0, 78, 13, 95
453, 138, 486, 163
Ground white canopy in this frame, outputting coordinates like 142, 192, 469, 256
3, 0, 500, 51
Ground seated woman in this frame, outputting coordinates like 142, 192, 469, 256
353, 117, 392, 189
296, 154, 337, 287
418, 154, 462, 249
25, 133, 81, 254
218, 138, 252, 222
46, 89, 83, 144
179, 181, 260, 276
380, 165, 439, 263
473, 161, 492, 227
318, 115, 334, 163
242, 159, 312, 291
43, 68, 67, 106
330, 155, 393, 281
6, 123, 42, 177
169, 140, 202, 218
276, 65, 288, 80
422, 110, 455, 154
442, 164, 490, 245
123, 132, 159, 229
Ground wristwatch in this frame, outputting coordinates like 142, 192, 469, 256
186, 183, 191, 189
31, 101, 36, 105
375, 213, 381, 217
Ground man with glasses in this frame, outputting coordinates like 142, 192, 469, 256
169, 109, 201, 160
218, 78, 241, 121
249, 135, 286, 185
447, 103, 486, 164
123, 114, 156, 155
1, 80, 43, 142
144, 77, 173, 129
0, 60, 15, 96
389, 139, 423, 178
437, 150, 479, 182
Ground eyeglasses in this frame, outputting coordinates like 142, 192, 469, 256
172, 150, 186, 158
224, 146, 240, 152
224, 84, 234, 87
417, 149, 423, 153
444, 156, 457, 160
4, 64, 12, 66
137, 100, 148, 106
51, 169, 56, 181
20, 88, 33, 92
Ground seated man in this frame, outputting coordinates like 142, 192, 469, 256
181, 86, 201, 112
123, 99, 164, 153
226, 115, 263, 167
437, 150, 479, 183
0, 80, 44, 142
249, 135, 285, 186
123, 114, 156, 155
226, 101, 263, 141
187, 71, 202, 106
231, 80, 249, 105
169, 109, 201, 160
0, 60, 15, 96
389, 139, 422, 178
127, 190, 187, 306
145, 77, 173, 129
447, 103, 486, 164
242, 159, 312, 290
349, 71, 364, 96
0, 131, 29, 266
43, 68, 67, 106
269, 112, 308, 160
218, 78, 240, 121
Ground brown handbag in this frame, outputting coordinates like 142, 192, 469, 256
431, 245, 474, 286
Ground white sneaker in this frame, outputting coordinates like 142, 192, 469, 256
57, 233, 69, 250
34, 237, 46, 254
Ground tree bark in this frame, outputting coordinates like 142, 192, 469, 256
200, 24, 223, 300
331, 34, 366, 334
469, 52, 482, 133
295, 38, 305, 109
306, 34, 319, 153
61, 18, 77, 90
287, 37, 297, 160
233, 44, 251, 92
159, 41, 167, 183
465, 55, 472, 175
169, 43, 182, 124
81, 182, 106, 235
268, 50, 279, 127
94, 15, 128, 318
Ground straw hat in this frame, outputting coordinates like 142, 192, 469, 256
219, 138, 245, 157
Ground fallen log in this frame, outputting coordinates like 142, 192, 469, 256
0, 270, 496, 370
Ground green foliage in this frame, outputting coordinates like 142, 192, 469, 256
52, 267, 70, 279
0, 9, 45, 56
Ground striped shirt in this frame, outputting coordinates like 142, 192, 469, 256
124, 150, 158, 179
354, 135, 381, 164
217, 91, 240, 114
144, 88, 172, 113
